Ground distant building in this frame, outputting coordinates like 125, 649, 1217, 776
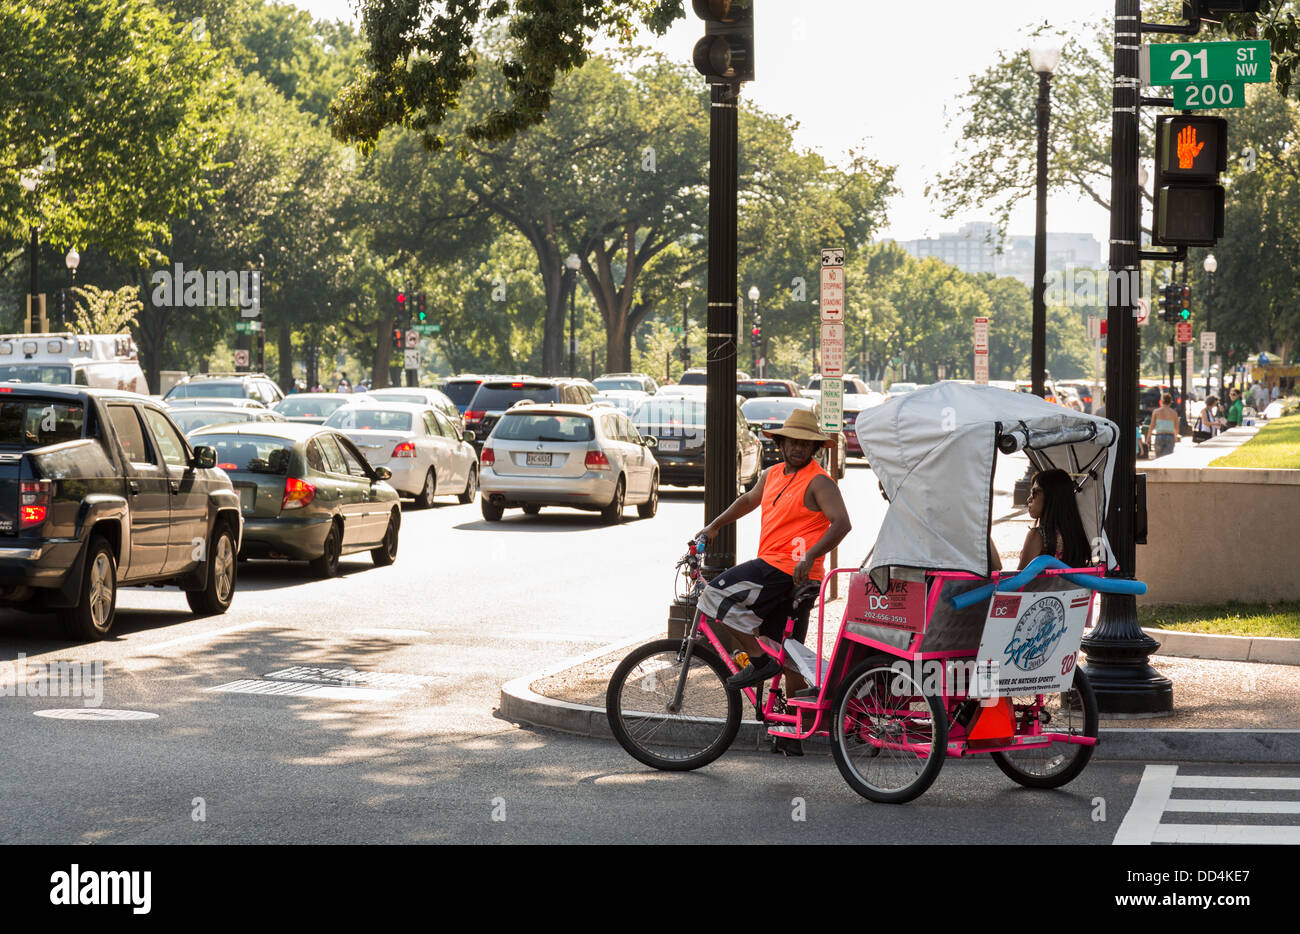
892, 223, 1102, 288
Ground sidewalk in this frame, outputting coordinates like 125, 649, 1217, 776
501, 426, 1300, 763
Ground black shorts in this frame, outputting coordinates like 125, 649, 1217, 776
697, 558, 812, 644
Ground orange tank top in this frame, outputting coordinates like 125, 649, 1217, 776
757, 459, 833, 580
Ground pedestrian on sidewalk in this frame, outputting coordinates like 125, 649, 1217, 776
1226, 388, 1244, 428
1019, 468, 1091, 569
1197, 396, 1226, 438
1146, 393, 1179, 458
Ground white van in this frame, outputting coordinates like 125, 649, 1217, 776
0, 333, 149, 394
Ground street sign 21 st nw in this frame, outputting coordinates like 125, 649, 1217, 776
1143, 40, 1271, 86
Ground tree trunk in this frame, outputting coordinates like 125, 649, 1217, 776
606, 314, 629, 373
278, 321, 293, 390
372, 313, 394, 389
537, 235, 564, 377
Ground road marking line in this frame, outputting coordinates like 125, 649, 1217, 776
1151, 824, 1300, 844
1173, 775, 1300, 790
1164, 799, 1300, 814
207, 679, 402, 701
1113, 764, 1177, 845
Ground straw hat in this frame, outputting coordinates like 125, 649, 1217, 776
762, 408, 834, 448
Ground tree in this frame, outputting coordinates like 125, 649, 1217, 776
70, 285, 142, 335
0, 0, 233, 266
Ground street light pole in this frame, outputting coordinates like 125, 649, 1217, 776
1204, 253, 1217, 402
64, 248, 80, 331
747, 285, 760, 376
565, 254, 581, 379
1029, 45, 1060, 399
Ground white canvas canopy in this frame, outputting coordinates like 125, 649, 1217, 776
855, 382, 1119, 588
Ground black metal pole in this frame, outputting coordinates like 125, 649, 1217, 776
682, 292, 690, 371
567, 269, 576, 379
1031, 70, 1051, 398
1082, 0, 1173, 715
1207, 270, 1215, 401
704, 81, 739, 578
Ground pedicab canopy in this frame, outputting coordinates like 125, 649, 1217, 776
854, 382, 1120, 590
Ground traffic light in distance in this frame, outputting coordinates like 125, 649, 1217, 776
1179, 285, 1192, 321
416, 292, 428, 324
750, 325, 761, 345
1153, 115, 1227, 247
392, 327, 403, 346
1186, 0, 1262, 20
692, 0, 754, 85
1158, 284, 1176, 322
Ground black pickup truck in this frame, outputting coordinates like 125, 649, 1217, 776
0, 386, 242, 640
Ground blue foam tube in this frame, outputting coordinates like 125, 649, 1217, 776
948, 554, 1147, 610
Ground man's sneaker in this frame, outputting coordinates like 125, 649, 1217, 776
725, 655, 781, 690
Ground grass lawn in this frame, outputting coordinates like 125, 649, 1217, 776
1139, 600, 1300, 639
1210, 413, 1300, 469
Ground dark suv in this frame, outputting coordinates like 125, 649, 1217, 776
164, 373, 284, 407
463, 378, 598, 450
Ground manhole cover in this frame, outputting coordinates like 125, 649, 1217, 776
34, 709, 158, 721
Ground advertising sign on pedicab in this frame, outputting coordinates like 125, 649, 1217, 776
843, 573, 926, 633
973, 589, 1094, 697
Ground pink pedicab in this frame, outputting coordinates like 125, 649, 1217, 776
605, 383, 1146, 803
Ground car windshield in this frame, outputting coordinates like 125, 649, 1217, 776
737, 381, 793, 398
677, 372, 706, 386
369, 392, 426, 405
324, 408, 413, 431
593, 394, 641, 415
0, 400, 85, 447
167, 382, 244, 399
889, 383, 919, 394
199, 434, 292, 474
494, 413, 594, 442
0, 365, 74, 384
633, 398, 707, 430
469, 384, 556, 409
594, 378, 643, 392
277, 395, 348, 417
742, 398, 811, 421
170, 410, 255, 434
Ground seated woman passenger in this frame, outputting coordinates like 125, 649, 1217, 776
1019, 468, 1091, 569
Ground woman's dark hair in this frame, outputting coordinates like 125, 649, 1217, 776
1034, 468, 1090, 567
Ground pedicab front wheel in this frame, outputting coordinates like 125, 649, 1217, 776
605, 639, 741, 772
991, 666, 1099, 789
831, 657, 948, 804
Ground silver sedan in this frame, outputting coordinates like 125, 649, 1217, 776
323, 401, 479, 507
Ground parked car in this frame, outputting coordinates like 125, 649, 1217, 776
441, 374, 500, 415
324, 401, 478, 507
592, 389, 650, 415
678, 368, 750, 386
170, 406, 286, 436
1013, 379, 1061, 406
163, 373, 284, 406
363, 386, 463, 430
736, 378, 800, 399
463, 378, 598, 451
807, 374, 870, 395
188, 423, 401, 577
885, 381, 921, 397
1056, 381, 1097, 413
479, 404, 658, 523
594, 373, 660, 394
0, 386, 242, 639
841, 391, 887, 458
632, 395, 761, 491
272, 392, 352, 425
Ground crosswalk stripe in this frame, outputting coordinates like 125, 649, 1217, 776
1164, 799, 1300, 814
1173, 775, 1300, 790
1151, 824, 1300, 845
1113, 764, 1176, 845
1116, 765, 1300, 845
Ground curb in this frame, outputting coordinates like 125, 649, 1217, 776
499, 639, 1300, 764
1145, 627, 1300, 665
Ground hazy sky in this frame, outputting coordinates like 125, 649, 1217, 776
297, 0, 1119, 252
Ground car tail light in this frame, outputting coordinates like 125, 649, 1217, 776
464, 410, 485, 424
585, 450, 611, 470
480, 447, 495, 467
19, 480, 50, 528
217, 462, 238, 470
282, 476, 316, 510
392, 441, 416, 457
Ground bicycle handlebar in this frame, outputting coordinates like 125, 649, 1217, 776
948, 555, 1147, 610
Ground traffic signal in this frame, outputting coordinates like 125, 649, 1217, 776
1153, 115, 1227, 247
1179, 285, 1192, 322
416, 292, 428, 324
750, 325, 761, 346
1158, 283, 1179, 322
692, 0, 754, 85
392, 327, 403, 346
1186, 1, 1262, 19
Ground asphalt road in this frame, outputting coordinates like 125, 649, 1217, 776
1, 460, 1296, 845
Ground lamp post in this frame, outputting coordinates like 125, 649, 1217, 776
565, 254, 581, 378
677, 281, 692, 374
63, 248, 80, 331
747, 285, 760, 376
20, 174, 42, 333
1015, 43, 1061, 507
1204, 253, 1217, 402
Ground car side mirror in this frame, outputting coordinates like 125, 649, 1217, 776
642, 435, 657, 448
192, 445, 217, 469
463, 430, 476, 443
372, 466, 393, 481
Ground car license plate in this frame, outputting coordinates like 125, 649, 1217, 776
525, 452, 552, 466
657, 439, 680, 452
239, 486, 255, 512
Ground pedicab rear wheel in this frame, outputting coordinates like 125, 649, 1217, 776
991, 666, 1098, 789
606, 639, 741, 772
831, 656, 948, 804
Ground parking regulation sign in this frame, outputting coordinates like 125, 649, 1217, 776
819, 376, 844, 433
